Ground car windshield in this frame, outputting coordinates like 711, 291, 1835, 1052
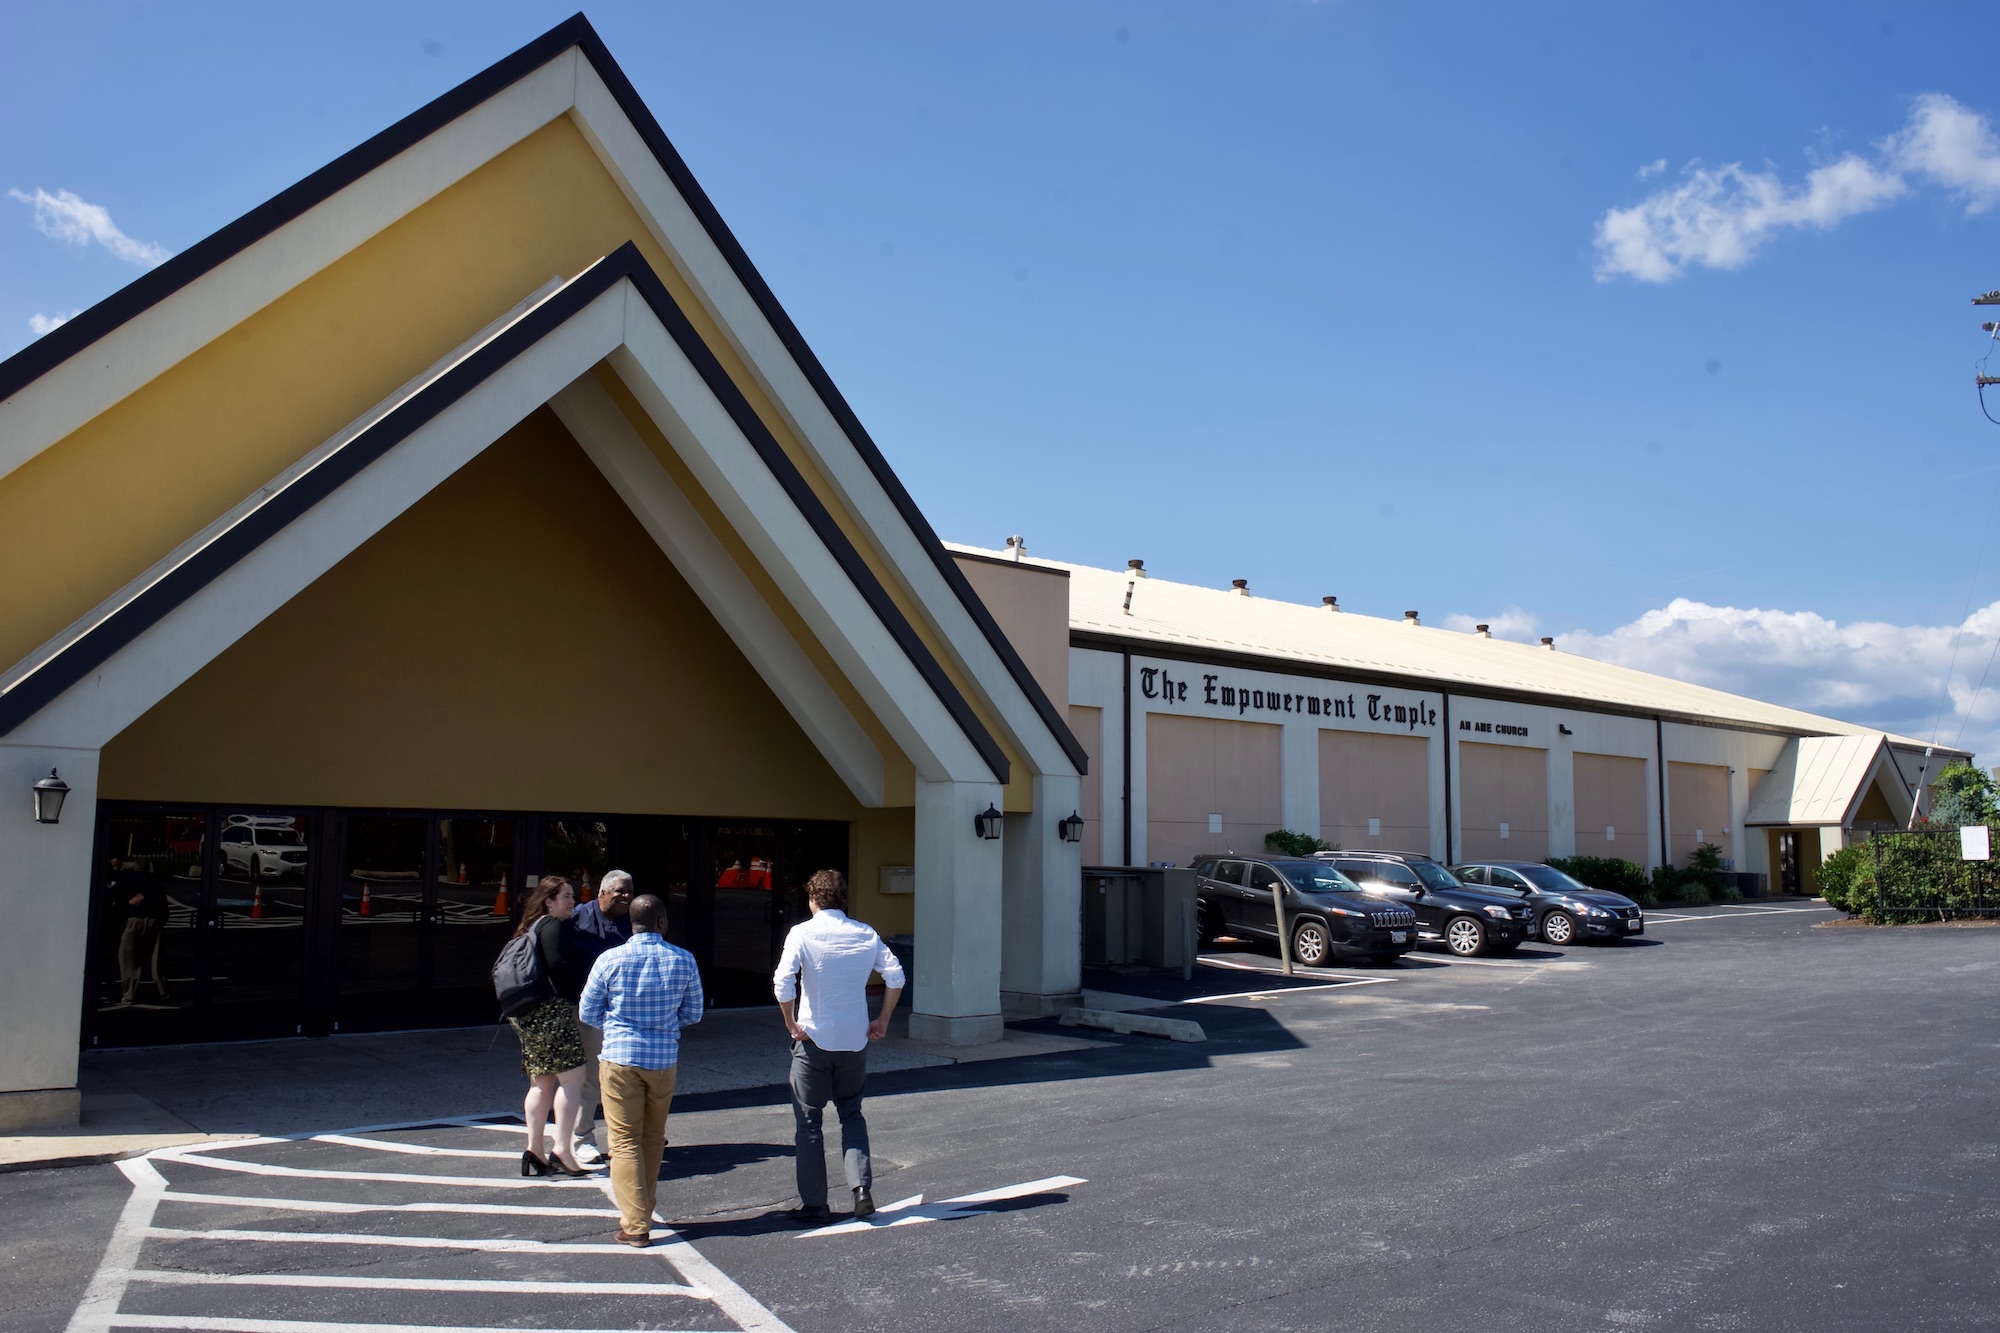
1520, 865, 1589, 893
1409, 860, 1463, 890
254, 828, 305, 846
1278, 863, 1365, 894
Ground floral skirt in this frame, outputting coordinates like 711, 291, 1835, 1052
510, 997, 586, 1078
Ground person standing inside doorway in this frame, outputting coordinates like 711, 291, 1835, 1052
578, 893, 703, 1248
564, 869, 633, 1162
773, 868, 904, 1226
109, 857, 170, 1005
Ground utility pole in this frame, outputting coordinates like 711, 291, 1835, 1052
1976, 291, 2000, 423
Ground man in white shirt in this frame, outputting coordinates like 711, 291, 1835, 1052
773, 868, 905, 1226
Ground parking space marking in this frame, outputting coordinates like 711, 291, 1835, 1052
69, 1116, 796, 1333
1184, 980, 1395, 1004
103, 1312, 736, 1320
123, 1270, 707, 1297
798, 1175, 1086, 1239
1649, 906, 1835, 923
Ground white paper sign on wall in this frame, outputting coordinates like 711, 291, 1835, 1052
1208, 813, 1223, 833
1368, 818, 1381, 836
1960, 826, 1990, 861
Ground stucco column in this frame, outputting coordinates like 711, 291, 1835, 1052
909, 777, 1006, 1046
1000, 772, 1084, 1018
0, 744, 99, 1129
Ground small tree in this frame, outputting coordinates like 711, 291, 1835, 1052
1265, 829, 1336, 857
1926, 761, 1997, 829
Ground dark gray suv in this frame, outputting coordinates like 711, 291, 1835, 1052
1318, 851, 1533, 956
1190, 856, 1418, 966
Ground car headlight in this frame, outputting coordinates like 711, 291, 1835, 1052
1481, 904, 1510, 919
1579, 904, 1608, 917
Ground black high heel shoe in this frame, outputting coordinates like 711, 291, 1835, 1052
548, 1155, 592, 1178
519, 1149, 552, 1177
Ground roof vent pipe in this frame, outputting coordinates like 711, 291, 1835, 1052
1540, 636, 1556, 650
1475, 624, 1491, 638
1403, 610, 1420, 626
1127, 559, 1148, 578
1004, 535, 1026, 561
1323, 596, 1339, 612
1231, 579, 1250, 596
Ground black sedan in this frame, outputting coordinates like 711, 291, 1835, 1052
1190, 856, 1418, 966
1452, 861, 1646, 944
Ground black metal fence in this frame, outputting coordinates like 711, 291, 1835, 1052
1868, 827, 2000, 920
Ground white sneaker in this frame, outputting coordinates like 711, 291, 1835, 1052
572, 1141, 604, 1165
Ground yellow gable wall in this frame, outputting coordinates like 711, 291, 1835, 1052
101, 408, 869, 821
2, 112, 1028, 800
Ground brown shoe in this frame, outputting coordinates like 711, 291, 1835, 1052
616, 1230, 652, 1248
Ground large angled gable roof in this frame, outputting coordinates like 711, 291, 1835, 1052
0, 14, 1085, 777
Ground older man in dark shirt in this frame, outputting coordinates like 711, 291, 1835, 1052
564, 869, 633, 1161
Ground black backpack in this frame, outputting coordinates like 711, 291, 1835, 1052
492, 920, 552, 1018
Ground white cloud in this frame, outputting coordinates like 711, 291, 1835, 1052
8, 187, 170, 267
1444, 605, 1541, 642
1594, 155, 1904, 282
1593, 91, 2000, 282
1885, 92, 2000, 213
1561, 596, 2000, 761
26, 310, 80, 335
1637, 158, 1666, 180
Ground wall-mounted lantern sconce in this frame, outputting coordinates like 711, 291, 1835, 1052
1558, 724, 1573, 736
32, 769, 70, 825
973, 804, 1004, 841
1057, 811, 1085, 844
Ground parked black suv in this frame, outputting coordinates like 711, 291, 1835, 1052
1317, 851, 1533, 956
1190, 856, 1418, 966
1453, 861, 1645, 944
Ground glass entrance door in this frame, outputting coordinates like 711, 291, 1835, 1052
335, 814, 427, 1032
702, 821, 848, 1007
89, 807, 310, 1045
431, 817, 519, 1024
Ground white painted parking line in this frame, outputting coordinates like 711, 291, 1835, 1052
148, 1150, 606, 1189
71, 1115, 798, 1333
1649, 906, 1835, 923
125, 1270, 707, 1297
799, 1175, 1086, 1239
146, 1226, 658, 1256
1184, 980, 1395, 1004
309, 1134, 520, 1159
157, 1190, 616, 1218
105, 1318, 734, 1333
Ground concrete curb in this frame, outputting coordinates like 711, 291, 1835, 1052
1058, 1008, 1206, 1043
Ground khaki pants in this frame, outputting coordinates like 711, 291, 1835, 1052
577, 1023, 604, 1147
600, 1061, 677, 1236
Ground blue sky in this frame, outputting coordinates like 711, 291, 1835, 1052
6, 2, 2000, 756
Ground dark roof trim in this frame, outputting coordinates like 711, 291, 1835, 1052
1069, 630, 1868, 743
0, 244, 1012, 784
0, 13, 1083, 778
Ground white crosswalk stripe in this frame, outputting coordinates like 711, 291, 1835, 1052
67, 1114, 795, 1333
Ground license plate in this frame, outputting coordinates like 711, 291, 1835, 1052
1626, 920, 1642, 930
1390, 931, 1407, 943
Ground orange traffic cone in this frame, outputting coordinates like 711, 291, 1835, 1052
490, 882, 510, 916
250, 885, 264, 919
358, 884, 373, 917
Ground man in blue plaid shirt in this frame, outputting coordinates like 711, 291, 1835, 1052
579, 893, 704, 1247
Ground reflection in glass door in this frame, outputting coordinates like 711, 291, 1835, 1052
210, 810, 311, 1036
709, 823, 783, 1006
90, 811, 205, 1046
432, 817, 518, 1023
543, 817, 612, 901
337, 815, 427, 1032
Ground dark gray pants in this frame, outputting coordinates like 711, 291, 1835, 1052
790, 1038, 870, 1207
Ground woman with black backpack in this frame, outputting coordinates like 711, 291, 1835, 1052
506, 875, 592, 1177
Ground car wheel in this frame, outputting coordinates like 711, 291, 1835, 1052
1291, 919, 1333, 967
1541, 911, 1577, 946
1196, 901, 1221, 946
1444, 916, 1486, 957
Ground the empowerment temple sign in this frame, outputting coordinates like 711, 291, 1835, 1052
1136, 664, 1439, 732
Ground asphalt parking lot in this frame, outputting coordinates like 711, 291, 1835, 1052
9, 902, 1998, 1332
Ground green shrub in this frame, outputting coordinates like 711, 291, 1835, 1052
1265, 829, 1336, 857
1816, 844, 1874, 914
1856, 828, 2000, 923
1546, 855, 1651, 900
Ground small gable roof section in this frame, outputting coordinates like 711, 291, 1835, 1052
1745, 734, 1914, 829
0, 14, 1082, 786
